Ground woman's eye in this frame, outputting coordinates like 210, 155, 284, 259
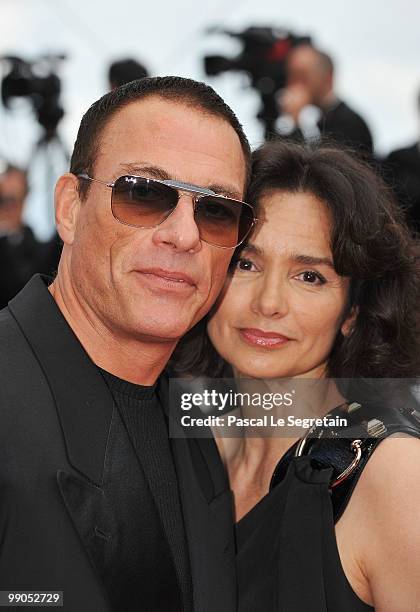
234, 257, 257, 272
296, 270, 327, 285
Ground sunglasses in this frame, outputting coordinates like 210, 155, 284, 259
77, 173, 257, 249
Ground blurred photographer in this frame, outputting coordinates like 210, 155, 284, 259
0, 163, 59, 308
0, 164, 28, 234
279, 45, 373, 155
383, 88, 420, 234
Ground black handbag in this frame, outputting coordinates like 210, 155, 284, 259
269, 396, 420, 522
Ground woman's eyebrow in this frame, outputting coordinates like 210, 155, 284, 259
291, 254, 334, 268
241, 245, 334, 268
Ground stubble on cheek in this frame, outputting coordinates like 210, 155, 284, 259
70, 203, 121, 309
202, 252, 232, 311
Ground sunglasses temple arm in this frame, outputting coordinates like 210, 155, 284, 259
76, 174, 114, 188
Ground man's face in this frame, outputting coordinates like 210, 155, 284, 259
0, 170, 27, 232
63, 97, 247, 344
287, 47, 331, 107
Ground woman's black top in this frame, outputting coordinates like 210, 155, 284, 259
235, 395, 420, 612
236, 455, 373, 611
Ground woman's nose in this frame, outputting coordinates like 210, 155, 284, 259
250, 275, 289, 319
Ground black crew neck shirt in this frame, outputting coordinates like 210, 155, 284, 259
96, 367, 192, 612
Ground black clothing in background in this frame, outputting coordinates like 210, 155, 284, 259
286, 100, 373, 157
0, 275, 237, 612
317, 100, 373, 156
0, 226, 61, 308
94, 368, 191, 611
383, 143, 420, 234
0, 226, 42, 308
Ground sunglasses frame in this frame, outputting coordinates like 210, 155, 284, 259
77, 173, 258, 249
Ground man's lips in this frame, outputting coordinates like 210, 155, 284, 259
239, 328, 291, 348
135, 267, 196, 288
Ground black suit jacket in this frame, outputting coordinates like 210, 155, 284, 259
384, 142, 420, 233
318, 100, 373, 156
0, 275, 236, 611
286, 100, 373, 157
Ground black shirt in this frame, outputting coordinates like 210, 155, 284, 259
97, 368, 192, 611
235, 456, 373, 612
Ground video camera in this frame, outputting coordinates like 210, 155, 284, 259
204, 27, 311, 138
1, 54, 66, 139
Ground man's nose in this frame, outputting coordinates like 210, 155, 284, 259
151, 194, 201, 253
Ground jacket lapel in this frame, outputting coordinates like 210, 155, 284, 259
8, 276, 116, 594
170, 435, 237, 612
8, 275, 113, 487
56, 469, 111, 588
158, 375, 237, 612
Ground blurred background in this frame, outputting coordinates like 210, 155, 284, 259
0, 0, 419, 306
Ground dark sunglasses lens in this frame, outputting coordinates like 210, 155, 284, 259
195, 196, 255, 247
111, 176, 178, 226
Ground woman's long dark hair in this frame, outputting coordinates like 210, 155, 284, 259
171, 139, 420, 379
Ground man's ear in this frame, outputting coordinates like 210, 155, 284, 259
341, 306, 358, 337
54, 173, 82, 245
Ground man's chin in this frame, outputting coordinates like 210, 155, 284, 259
128, 318, 194, 344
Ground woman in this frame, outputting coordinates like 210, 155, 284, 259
172, 140, 420, 611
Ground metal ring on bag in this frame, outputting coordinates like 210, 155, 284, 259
295, 428, 363, 488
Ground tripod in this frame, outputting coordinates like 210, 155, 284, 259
25, 123, 69, 242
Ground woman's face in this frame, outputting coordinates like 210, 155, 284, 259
207, 190, 354, 379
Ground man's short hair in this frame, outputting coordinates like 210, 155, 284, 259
316, 49, 334, 76
70, 76, 251, 198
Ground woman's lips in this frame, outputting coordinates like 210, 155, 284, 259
239, 328, 291, 348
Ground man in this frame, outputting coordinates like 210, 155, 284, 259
0, 77, 252, 611
383, 88, 420, 234
0, 164, 59, 308
279, 45, 373, 155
